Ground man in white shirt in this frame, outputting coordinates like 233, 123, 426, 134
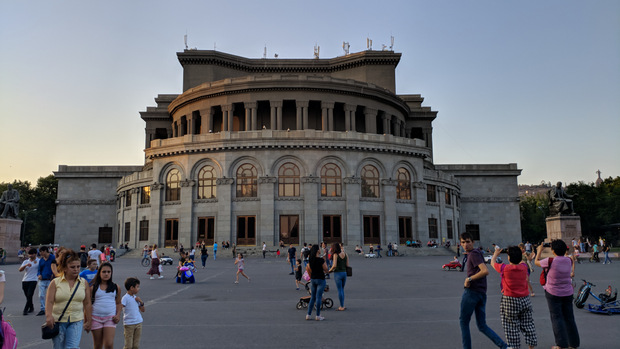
88, 243, 103, 266
262, 242, 267, 259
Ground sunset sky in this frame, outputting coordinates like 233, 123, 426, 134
1, 0, 618, 186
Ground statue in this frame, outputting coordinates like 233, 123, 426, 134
548, 181, 577, 216
0, 184, 20, 219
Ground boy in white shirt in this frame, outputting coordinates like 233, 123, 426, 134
18, 248, 39, 315
122, 277, 145, 349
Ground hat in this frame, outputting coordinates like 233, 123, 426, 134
80, 245, 86, 248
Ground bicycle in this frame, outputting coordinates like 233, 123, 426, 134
141, 255, 151, 267
574, 279, 619, 314
589, 253, 600, 263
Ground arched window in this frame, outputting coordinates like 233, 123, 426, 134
361, 165, 379, 198
198, 165, 217, 199
396, 167, 411, 200
165, 168, 180, 201
236, 164, 257, 197
278, 162, 300, 197
320, 163, 342, 197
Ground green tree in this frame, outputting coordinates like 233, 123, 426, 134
519, 193, 548, 243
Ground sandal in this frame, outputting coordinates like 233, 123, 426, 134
336, 307, 346, 311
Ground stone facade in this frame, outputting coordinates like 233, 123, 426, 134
54, 50, 522, 251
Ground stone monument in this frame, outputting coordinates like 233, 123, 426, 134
545, 181, 581, 249
0, 184, 22, 263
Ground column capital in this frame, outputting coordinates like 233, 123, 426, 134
343, 104, 356, 112
271, 101, 283, 108
258, 176, 277, 184
221, 104, 234, 112
245, 102, 257, 109
216, 178, 234, 185
364, 107, 377, 115
381, 179, 398, 186
321, 101, 335, 109
296, 100, 309, 108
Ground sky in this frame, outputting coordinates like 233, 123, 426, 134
1, 0, 618, 186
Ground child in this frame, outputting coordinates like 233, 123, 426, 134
276, 249, 280, 258
80, 259, 98, 286
91, 262, 121, 349
234, 253, 250, 283
295, 259, 302, 290
122, 277, 145, 349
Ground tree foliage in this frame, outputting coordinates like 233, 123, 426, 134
0, 175, 58, 246
520, 177, 620, 245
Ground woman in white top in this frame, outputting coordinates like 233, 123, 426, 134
90, 262, 122, 349
147, 244, 163, 279
19, 248, 40, 315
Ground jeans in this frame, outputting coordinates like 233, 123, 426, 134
22, 281, 37, 312
460, 288, 507, 349
334, 272, 347, 308
53, 320, 83, 349
201, 254, 207, 267
603, 251, 612, 264
213, 250, 217, 260
289, 258, 295, 273
307, 279, 326, 317
39, 279, 51, 312
545, 291, 580, 348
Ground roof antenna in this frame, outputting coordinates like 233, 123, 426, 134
184, 32, 188, 50
366, 37, 373, 51
389, 36, 394, 51
342, 41, 350, 55
314, 43, 320, 59
263, 45, 267, 59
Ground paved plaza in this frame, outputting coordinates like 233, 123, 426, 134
5, 252, 620, 348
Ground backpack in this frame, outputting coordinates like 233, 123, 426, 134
0, 309, 18, 349
79, 252, 88, 268
302, 248, 310, 259
539, 257, 554, 286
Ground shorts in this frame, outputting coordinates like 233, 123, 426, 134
91, 315, 117, 330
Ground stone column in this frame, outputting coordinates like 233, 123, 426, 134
344, 176, 361, 246
364, 107, 377, 134
246, 102, 257, 131
296, 104, 302, 130
322, 101, 334, 131
244, 104, 251, 131
187, 114, 194, 135
145, 128, 155, 149
149, 182, 164, 247
275, 101, 283, 131
344, 104, 355, 131
299, 101, 309, 130
302, 176, 319, 244
382, 179, 398, 244
321, 105, 328, 131
200, 108, 213, 133
437, 186, 446, 243
270, 102, 277, 130
172, 122, 178, 137
413, 181, 428, 240
215, 178, 234, 245
179, 179, 195, 248
221, 105, 232, 132
258, 176, 277, 245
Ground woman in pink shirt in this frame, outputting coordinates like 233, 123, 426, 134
491, 246, 537, 349
535, 240, 579, 349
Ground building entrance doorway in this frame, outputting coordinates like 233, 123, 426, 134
322, 215, 342, 244
363, 215, 381, 245
198, 217, 215, 245
165, 219, 179, 248
279, 215, 299, 245
237, 216, 256, 245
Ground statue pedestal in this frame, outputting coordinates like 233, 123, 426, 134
0, 218, 22, 264
545, 215, 582, 247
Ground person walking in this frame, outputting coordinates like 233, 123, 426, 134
234, 253, 250, 283
147, 244, 163, 279
44, 249, 92, 349
491, 246, 537, 349
535, 240, 579, 349
122, 277, 145, 349
459, 232, 507, 349
37, 245, 56, 316
213, 242, 218, 260
602, 242, 612, 264
305, 245, 329, 321
328, 243, 349, 311
18, 248, 39, 315
90, 262, 122, 349
200, 243, 208, 268
262, 242, 267, 259
287, 244, 297, 275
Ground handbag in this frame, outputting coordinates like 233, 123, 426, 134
41, 279, 81, 340
346, 266, 352, 277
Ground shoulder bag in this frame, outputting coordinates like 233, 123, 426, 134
42, 279, 81, 340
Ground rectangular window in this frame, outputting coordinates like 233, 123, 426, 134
197, 217, 215, 245
445, 189, 452, 205
322, 215, 342, 244
427, 184, 437, 202
363, 215, 381, 245
124, 222, 131, 242
279, 215, 300, 245
237, 216, 256, 245
165, 219, 179, 247
398, 216, 413, 244
428, 218, 438, 239
98, 227, 112, 244
466, 224, 480, 241
447, 219, 453, 239
139, 220, 149, 241
125, 191, 132, 207
140, 186, 151, 205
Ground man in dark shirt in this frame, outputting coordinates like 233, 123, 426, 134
36, 246, 56, 316
287, 244, 297, 275
459, 233, 507, 349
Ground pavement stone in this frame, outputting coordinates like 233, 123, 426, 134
4, 252, 619, 348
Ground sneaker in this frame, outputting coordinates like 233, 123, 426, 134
234, 281, 239, 284
305, 315, 311, 320
23, 310, 28, 316
150, 276, 154, 280
36, 310, 45, 316
158, 275, 164, 279
289, 272, 294, 275
296, 287, 300, 290
315, 316, 325, 321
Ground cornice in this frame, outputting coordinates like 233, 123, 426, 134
57, 199, 116, 205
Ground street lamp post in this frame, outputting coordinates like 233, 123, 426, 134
21, 208, 37, 246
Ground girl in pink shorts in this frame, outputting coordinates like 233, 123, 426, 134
90, 262, 122, 349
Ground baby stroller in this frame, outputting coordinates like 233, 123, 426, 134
296, 281, 333, 310
176, 260, 196, 284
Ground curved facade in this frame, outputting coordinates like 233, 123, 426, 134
54, 49, 522, 251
